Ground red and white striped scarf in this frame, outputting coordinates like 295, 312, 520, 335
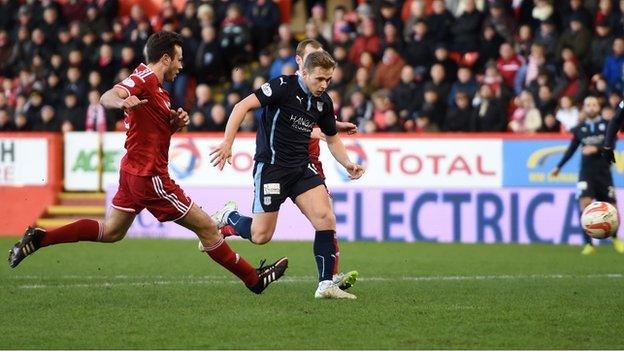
86, 103, 107, 132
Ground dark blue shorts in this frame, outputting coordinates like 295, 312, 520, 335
252, 162, 324, 213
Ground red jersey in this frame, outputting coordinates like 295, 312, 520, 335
496, 56, 524, 88
309, 135, 326, 180
309, 138, 321, 162
115, 64, 173, 176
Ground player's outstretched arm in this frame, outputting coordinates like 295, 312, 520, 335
336, 121, 358, 134
325, 134, 364, 180
603, 101, 624, 163
553, 135, 581, 174
311, 122, 357, 141
210, 94, 261, 170
100, 86, 147, 111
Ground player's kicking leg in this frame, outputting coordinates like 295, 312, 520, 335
207, 201, 279, 244
178, 203, 287, 294
207, 199, 359, 291
8, 208, 135, 268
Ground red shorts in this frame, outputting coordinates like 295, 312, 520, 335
112, 170, 193, 222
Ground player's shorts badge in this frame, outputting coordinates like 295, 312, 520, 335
264, 183, 280, 195
264, 196, 272, 205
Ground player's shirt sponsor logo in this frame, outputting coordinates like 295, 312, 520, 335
289, 114, 314, 133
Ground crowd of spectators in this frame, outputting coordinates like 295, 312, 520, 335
1, 0, 624, 134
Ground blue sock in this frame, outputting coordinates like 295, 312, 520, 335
314, 230, 336, 282
226, 211, 252, 241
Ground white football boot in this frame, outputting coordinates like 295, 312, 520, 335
314, 280, 357, 299
211, 201, 238, 229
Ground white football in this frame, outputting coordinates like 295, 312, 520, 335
581, 201, 619, 239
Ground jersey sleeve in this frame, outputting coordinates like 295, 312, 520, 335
253, 75, 290, 106
556, 130, 581, 168
604, 101, 624, 148
318, 98, 337, 137
114, 74, 146, 97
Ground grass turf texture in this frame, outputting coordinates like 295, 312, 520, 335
1, 238, 623, 349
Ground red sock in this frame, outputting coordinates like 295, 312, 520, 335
203, 238, 258, 286
220, 225, 238, 238
333, 235, 340, 276
41, 219, 101, 247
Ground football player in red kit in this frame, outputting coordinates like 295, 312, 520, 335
8, 31, 288, 294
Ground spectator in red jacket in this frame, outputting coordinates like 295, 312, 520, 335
348, 18, 381, 64
496, 42, 524, 89
373, 46, 406, 90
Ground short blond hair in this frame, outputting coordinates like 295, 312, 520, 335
303, 51, 336, 71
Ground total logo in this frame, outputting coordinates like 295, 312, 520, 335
169, 139, 201, 179
335, 140, 368, 182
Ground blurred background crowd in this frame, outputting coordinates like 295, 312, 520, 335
0, 0, 623, 134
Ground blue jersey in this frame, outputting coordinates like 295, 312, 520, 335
253, 74, 337, 167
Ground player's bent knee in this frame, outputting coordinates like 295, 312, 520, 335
251, 230, 272, 245
252, 235, 271, 245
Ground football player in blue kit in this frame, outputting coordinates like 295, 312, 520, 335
551, 96, 624, 254
209, 51, 365, 299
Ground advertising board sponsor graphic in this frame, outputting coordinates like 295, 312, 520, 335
107, 186, 618, 245
70, 134, 503, 189
64, 132, 100, 190
319, 138, 502, 188
503, 139, 624, 187
0, 138, 47, 185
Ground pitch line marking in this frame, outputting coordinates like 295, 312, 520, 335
9, 273, 623, 289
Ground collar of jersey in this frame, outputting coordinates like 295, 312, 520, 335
297, 74, 312, 96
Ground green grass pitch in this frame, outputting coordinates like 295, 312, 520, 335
1, 238, 623, 349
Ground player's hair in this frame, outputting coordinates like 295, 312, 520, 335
296, 39, 323, 58
584, 95, 601, 103
303, 51, 336, 72
145, 31, 184, 64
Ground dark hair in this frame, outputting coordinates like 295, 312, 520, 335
145, 31, 183, 64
